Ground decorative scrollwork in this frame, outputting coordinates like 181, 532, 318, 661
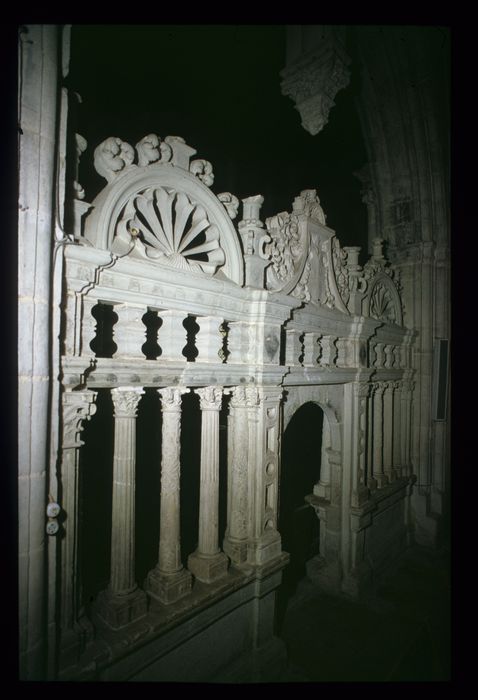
116, 185, 225, 275
94, 137, 135, 183
190, 159, 214, 187
217, 192, 239, 219
332, 237, 350, 307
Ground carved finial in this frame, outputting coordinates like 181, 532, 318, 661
217, 192, 239, 219
94, 136, 135, 183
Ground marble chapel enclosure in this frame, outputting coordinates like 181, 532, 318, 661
51, 128, 415, 680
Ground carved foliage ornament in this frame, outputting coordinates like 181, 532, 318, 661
111, 387, 144, 417
93, 133, 214, 186
116, 185, 225, 275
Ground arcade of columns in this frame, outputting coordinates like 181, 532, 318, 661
49, 128, 415, 678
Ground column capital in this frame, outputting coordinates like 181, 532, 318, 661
372, 381, 387, 396
195, 386, 223, 411
111, 386, 144, 417
158, 386, 190, 411
227, 385, 260, 408
353, 382, 370, 399
62, 389, 97, 448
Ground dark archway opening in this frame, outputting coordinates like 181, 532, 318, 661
276, 402, 324, 631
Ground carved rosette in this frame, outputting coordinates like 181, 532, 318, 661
115, 185, 225, 275
111, 387, 144, 418
195, 386, 223, 411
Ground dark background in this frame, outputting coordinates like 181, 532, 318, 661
68, 24, 368, 252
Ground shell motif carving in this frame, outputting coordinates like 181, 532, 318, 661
369, 281, 397, 323
117, 186, 225, 275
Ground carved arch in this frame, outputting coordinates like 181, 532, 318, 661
283, 393, 342, 458
83, 164, 244, 286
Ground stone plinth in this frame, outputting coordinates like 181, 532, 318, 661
95, 587, 147, 630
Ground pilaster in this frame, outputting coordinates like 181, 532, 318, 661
246, 387, 283, 566
58, 389, 97, 669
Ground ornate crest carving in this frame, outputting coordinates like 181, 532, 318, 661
265, 211, 309, 297
115, 186, 225, 275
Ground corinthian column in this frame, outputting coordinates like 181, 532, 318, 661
372, 382, 388, 488
188, 387, 229, 583
58, 389, 97, 669
95, 387, 147, 629
146, 387, 192, 604
383, 382, 396, 482
393, 381, 403, 477
223, 386, 257, 564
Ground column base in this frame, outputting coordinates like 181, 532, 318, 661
375, 474, 389, 489
188, 550, 229, 583
247, 530, 282, 566
351, 485, 370, 507
145, 566, 192, 605
94, 587, 148, 630
223, 536, 248, 564
386, 469, 399, 482
368, 477, 378, 491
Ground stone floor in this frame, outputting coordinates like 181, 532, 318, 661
277, 542, 451, 683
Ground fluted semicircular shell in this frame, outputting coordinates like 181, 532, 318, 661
117, 186, 226, 275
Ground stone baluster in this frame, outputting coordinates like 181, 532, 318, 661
383, 382, 396, 482
81, 295, 98, 356
146, 387, 192, 604
114, 303, 146, 358
58, 390, 97, 669
95, 387, 147, 629
188, 387, 229, 582
314, 417, 331, 499
372, 382, 388, 488
195, 316, 224, 363
392, 381, 402, 477
223, 386, 258, 563
320, 335, 338, 367
285, 328, 304, 366
157, 310, 187, 361
303, 332, 321, 366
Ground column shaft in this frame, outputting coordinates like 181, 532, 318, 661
95, 387, 147, 629
373, 384, 388, 487
383, 383, 395, 481
188, 387, 228, 582
146, 387, 192, 604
